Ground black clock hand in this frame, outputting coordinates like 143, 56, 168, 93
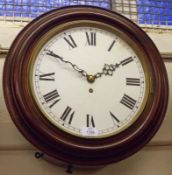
94, 63, 121, 80
45, 49, 89, 78
45, 49, 125, 83
94, 56, 134, 80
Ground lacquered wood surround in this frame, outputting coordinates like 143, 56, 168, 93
3, 6, 169, 166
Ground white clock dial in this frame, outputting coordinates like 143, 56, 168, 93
30, 25, 148, 138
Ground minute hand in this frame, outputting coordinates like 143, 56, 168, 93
45, 49, 89, 77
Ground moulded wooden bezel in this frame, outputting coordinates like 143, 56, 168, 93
3, 6, 169, 166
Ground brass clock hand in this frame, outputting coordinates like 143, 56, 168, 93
45, 49, 89, 78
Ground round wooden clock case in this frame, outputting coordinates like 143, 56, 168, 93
3, 6, 168, 166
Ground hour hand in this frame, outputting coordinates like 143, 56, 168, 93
94, 63, 120, 79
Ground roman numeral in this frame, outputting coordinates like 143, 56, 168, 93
86, 32, 96, 46
43, 90, 60, 108
121, 57, 134, 66
108, 40, 116, 52
110, 112, 120, 127
86, 115, 95, 128
126, 78, 141, 86
64, 35, 77, 49
39, 72, 55, 81
120, 94, 136, 110
60, 106, 74, 124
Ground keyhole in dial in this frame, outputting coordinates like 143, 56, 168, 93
89, 88, 94, 93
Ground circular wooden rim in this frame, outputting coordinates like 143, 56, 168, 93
3, 6, 168, 166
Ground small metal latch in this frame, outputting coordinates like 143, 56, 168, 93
34, 152, 44, 159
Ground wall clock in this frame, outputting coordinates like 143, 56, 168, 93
3, 6, 168, 166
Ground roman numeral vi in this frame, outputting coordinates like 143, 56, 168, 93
86, 115, 95, 128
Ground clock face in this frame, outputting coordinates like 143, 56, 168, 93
30, 22, 149, 138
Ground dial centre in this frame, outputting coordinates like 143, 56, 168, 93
87, 75, 95, 83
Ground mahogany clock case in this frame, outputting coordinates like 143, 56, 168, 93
3, 6, 169, 166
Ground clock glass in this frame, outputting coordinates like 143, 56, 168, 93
29, 21, 149, 138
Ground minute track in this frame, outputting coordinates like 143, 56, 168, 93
34, 26, 146, 138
